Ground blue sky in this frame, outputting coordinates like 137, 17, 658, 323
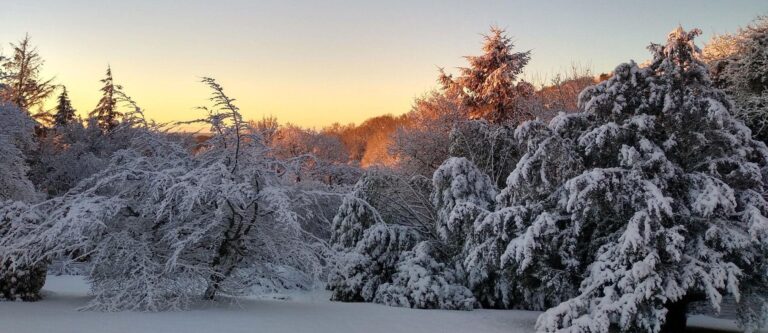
1, 0, 765, 126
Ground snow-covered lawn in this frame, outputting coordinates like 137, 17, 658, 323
0, 275, 754, 333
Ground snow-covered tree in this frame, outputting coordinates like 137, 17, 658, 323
706, 16, 768, 143
30, 120, 108, 196
0, 34, 55, 111
0, 102, 44, 301
328, 169, 436, 250
328, 159, 495, 310
494, 27, 768, 333
328, 170, 442, 304
374, 241, 475, 310
439, 27, 534, 125
329, 185, 384, 251
89, 66, 122, 132
432, 157, 496, 250
329, 222, 422, 302
0, 130, 40, 303
390, 92, 469, 177
53, 86, 77, 127
449, 119, 519, 188
0, 103, 37, 202
430, 157, 499, 308
0, 136, 36, 203
29, 90, 147, 196
0, 201, 46, 301
1, 78, 326, 310
702, 33, 740, 64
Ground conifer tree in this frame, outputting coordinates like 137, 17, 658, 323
89, 66, 122, 132
0, 34, 54, 111
53, 86, 77, 127
489, 27, 768, 333
439, 27, 534, 125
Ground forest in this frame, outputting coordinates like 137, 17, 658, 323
1, 12, 768, 333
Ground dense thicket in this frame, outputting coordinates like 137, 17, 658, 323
328, 26, 768, 333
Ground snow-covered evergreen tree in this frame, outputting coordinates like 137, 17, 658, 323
329, 158, 495, 310
432, 157, 496, 250
439, 27, 534, 125
29, 90, 147, 196
329, 188, 383, 251
0, 103, 37, 202
53, 86, 77, 127
493, 27, 768, 333
0, 201, 46, 301
328, 170, 429, 302
374, 241, 475, 310
329, 222, 422, 303
89, 66, 122, 132
0, 102, 44, 301
30, 120, 108, 196
0, 137, 36, 203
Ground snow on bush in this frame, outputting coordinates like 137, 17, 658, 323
329, 223, 421, 302
375, 241, 475, 310
329, 158, 495, 309
0, 201, 46, 301
0, 103, 45, 301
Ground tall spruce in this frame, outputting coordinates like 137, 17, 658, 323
89, 66, 122, 132
439, 27, 534, 125
0, 34, 54, 111
53, 86, 76, 127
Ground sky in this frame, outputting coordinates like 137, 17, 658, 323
1, 0, 766, 128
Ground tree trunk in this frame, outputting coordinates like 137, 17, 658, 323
203, 276, 221, 300
660, 299, 689, 333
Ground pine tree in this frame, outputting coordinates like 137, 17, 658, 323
491, 27, 768, 333
89, 66, 122, 132
53, 86, 77, 127
439, 27, 534, 125
0, 34, 55, 111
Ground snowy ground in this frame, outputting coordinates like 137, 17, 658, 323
0, 276, 756, 333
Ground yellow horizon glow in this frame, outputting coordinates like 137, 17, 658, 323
38, 60, 433, 130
